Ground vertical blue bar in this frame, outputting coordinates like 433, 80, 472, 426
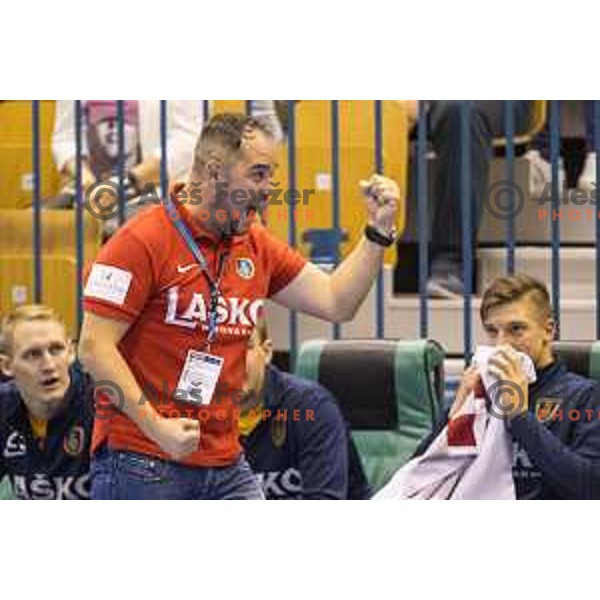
504, 100, 516, 274
416, 102, 429, 338
31, 100, 42, 303
74, 101, 84, 332
287, 100, 298, 367
549, 100, 561, 336
460, 101, 473, 361
117, 100, 126, 224
596, 101, 600, 339
331, 100, 341, 339
374, 100, 385, 339
160, 100, 168, 198
203, 100, 210, 121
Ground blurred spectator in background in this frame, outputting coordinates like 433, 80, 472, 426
0, 305, 94, 499
51, 100, 204, 235
410, 101, 533, 298
527, 100, 597, 198
251, 100, 290, 142
239, 317, 371, 499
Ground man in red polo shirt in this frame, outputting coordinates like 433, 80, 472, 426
78, 112, 402, 499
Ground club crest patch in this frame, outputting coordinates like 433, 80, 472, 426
236, 258, 255, 280
63, 425, 86, 457
535, 397, 563, 423
270, 418, 287, 448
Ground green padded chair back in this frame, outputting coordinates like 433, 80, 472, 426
552, 341, 600, 381
0, 477, 14, 500
295, 339, 445, 492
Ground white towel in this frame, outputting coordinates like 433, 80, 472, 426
375, 346, 536, 500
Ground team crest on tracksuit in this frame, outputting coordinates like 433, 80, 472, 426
535, 397, 563, 423
236, 258, 255, 280
270, 418, 287, 448
63, 425, 86, 457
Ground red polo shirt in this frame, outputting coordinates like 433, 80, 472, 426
83, 202, 307, 467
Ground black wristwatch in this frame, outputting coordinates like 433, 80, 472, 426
364, 224, 397, 247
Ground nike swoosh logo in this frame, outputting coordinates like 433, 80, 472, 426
177, 264, 198, 274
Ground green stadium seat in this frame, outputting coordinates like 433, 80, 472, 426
0, 477, 14, 500
295, 339, 445, 493
552, 342, 600, 381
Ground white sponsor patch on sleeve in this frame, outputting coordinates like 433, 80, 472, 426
84, 264, 132, 306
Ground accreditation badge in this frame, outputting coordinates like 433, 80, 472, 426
175, 350, 224, 405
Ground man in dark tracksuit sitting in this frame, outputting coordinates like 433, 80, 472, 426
239, 318, 371, 500
0, 305, 94, 500
415, 274, 600, 499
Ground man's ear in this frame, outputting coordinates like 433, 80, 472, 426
206, 158, 223, 181
0, 353, 13, 379
263, 339, 274, 366
546, 317, 557, 341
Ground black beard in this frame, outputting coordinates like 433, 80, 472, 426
215, 207, 254, 238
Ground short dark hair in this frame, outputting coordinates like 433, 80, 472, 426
480, 274, 552, 323
191, 112, 273, 177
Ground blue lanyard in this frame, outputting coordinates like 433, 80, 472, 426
165, 200, 229, 348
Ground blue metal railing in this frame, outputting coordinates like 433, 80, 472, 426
460, 101, 473, 361
117, 100, 126, 225
31, 100, 42, 303
74, 100, 84, 331
287, 100, 298, 367
596, 101, 600, 340
549, 100, 561, 336
160, 100, 168, 199
504, 100, 516, 275
331, 100, 341, 340
374, 100, 385, 339
416, 102, 429, 339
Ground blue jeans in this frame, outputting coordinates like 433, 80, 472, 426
90, 447, 264, 500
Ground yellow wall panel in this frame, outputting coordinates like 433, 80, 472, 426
264, 100, 408, 264
0, 101, 61, 209
0, 256, 79, 338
